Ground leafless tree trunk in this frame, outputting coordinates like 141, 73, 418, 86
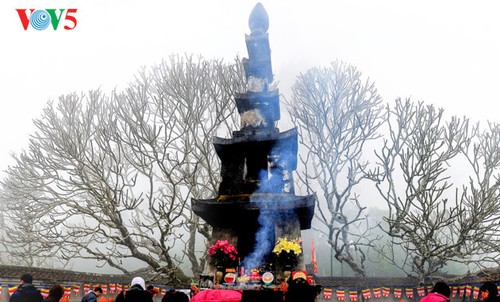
370, 98, 500, 281
284, 60, 384, 277
0, 55, 245, 284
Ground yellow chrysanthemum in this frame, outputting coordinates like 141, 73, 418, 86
272, 237, 302, 255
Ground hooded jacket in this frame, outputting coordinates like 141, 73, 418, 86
115, 283, 153, 302
123, 284, 153, 302
10, 283, 43, 302
419, 292, 450, 302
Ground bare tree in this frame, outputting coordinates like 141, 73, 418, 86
0, 185, 64, 268
370, 98, 500, 281
465, 121, 500, 263
0, 55, 245, 283
284, 60, 384, 276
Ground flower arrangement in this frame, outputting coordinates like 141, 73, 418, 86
273, 237, 302, 255
273, 237, 302, 269
208, 240, 239, 268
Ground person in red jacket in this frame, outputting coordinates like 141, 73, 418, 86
420, 282, 450, 302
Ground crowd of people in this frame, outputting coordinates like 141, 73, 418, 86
7, 272, 500, 302
419, 280, 500, 302
8, 273, 189, 302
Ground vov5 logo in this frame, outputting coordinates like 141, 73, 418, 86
16, 9, 78, 30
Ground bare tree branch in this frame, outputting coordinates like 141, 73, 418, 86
370, 98, 500, 281
284, 60, 384, 276
0, 55, 245, 284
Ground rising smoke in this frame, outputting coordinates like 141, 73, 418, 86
241, 156, 299, 272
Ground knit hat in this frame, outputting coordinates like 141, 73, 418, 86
292, 270, 307, 281
131, 276, 146, 290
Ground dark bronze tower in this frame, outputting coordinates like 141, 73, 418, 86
193, 3, 315, 271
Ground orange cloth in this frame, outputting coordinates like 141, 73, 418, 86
99, 296, 109, 302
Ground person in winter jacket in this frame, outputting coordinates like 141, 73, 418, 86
480, 281, 500, 302
115, 277, 153, 302
420, 281, 450, 302
82, 287, 103, 302
284, 271, 319, 302
146, 285, 155, 296
44, 284, 64, 302
99, 294, 110, 302
10, 273, 43, 302
161, 289, 189, 302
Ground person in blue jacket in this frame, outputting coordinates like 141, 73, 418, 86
81, 286, 103, 302
10, 273, 43, 302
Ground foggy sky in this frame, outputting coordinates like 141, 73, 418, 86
1, 0, 499, 180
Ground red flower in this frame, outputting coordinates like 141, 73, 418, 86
208, 240, 239, 267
